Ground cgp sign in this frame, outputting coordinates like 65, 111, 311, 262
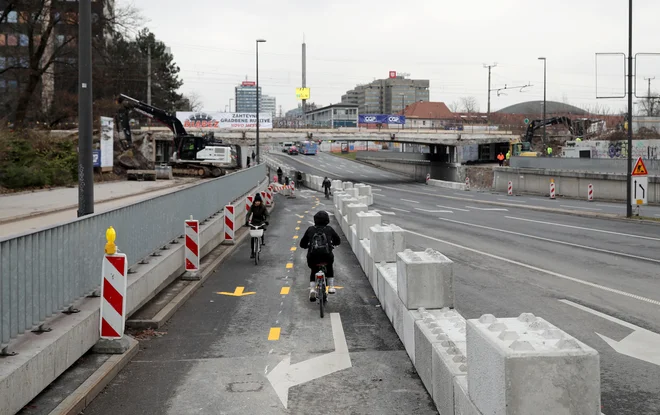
359, 114, 406, 125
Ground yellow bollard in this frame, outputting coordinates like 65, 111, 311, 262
105, 226, 117, 255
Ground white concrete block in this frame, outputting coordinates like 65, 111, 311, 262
332, 179, 343, 190
369, 224, 406, 263
350, 225, 358, 253
467, 313, 601, 415
428, 179, 467, 191
341, 214, 349, 236
358, 185, 372, 196
454, 376, 482, 415
333, 191, 347, 209
339, 196, 358, 216
368, 195, 374, 205
376, 263, 405, 341
356, 211, 382, 241
365, 247, 376, 292
402, 308, 423, 364
358, 238, 368, 270
345, 188, 359, 198
357, 195, 369, 206
397, 249, 454, 310
346, 203, 368, 226
343, 181, 354, 190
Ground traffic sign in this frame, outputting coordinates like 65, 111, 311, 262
631, 176, 648, 205
632, 157, 648, 176
524, 118, 530, 125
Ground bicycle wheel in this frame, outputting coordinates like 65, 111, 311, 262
319, 282, 324, 318
254, 238, 259, 265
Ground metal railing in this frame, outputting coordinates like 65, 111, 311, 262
0, 164, 266, 349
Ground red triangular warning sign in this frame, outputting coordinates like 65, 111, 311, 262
632, 157, 648, 176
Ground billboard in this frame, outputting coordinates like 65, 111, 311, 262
100, 116, 114, 168
358, 114, 406, 125
296, 87, 310, 100
176, 111, 273, 129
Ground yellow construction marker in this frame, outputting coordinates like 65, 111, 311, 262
290, 247, 297, 251
286, 262, 294, 269
293, 235, 299, 239
268, 327, 281, 341
280, 287, 290, 295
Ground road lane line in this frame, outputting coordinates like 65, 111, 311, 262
286, 263, 294, 269
401, 199, 420, 204
437, 205, 470, 212
506, 216, 660, 242
415, 208, 453, 213
390, 207, 411, 213
455, 193, 474, 198
465, 205, 509, 211
498, 198, 525, 203
439, 217, 660, 264
280, 287, 290, 295
560, 205, 602, 211
406, 229, 660, 307
268, 328, 281, 340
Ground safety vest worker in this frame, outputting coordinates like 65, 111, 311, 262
506, 151, 511, 160
547, 147, 553, 157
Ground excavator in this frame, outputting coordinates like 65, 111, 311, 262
509, 116, 600, 157
116, 94, 242, 177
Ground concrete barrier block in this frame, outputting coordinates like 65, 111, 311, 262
339, 196, 358, 216
402, 308, 423, 364
346, 203, 368, 226
376, 263, 405, 340
357, 195, 369, 206
343, 181, 354, 190
332, 179, 343, 190
358, 185, 372, 196
467, 313, 601, 415
358, 238, 369, 270
365, 248, 376, 291
362, 239, 372, 275
397, 249, 454, 310
357, 211, 382, 240
368, 194, 373, 205
369, 224, 406, 263
345, 188, 359, 198
350, 225, 358, 253
454, 376, 481, 415
414, 308, 467, 404
428, 179, 467, 191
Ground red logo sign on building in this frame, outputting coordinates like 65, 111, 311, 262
242, 81, 256, 86
389, 71, 397, 79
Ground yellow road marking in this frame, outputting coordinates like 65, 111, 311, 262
304, 211, 309, 213
286, 262, 293, 269
216, 287, 256, 297
293, 235, 299, 239
290, 247, 297, 251
325, 286, 344, 293
295, 227, 300, 230
280, 287, 290, 295
297, 221, 302, 224
268, 327, 281, 340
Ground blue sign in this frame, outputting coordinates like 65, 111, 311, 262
93, 150, 101, 167
359, 114, 406, 125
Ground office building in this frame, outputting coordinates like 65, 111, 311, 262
304, 103, 358, 128
341, 72, 429, 114
0, 0, 115, 114
235, 81, 262, 113
261, 95, 276, 118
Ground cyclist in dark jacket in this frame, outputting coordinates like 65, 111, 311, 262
322, 177, 332, 197
246, 193, 269, 257
300, 210, 341, 301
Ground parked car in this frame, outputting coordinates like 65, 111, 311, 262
288, 146, 299, 155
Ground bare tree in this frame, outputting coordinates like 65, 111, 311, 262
186, 92, 203, 111
583, 103, 613, 116
460, 96, 479, 113
448, 100, 460, 112
637, 94, 660, 117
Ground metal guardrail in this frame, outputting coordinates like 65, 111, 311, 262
0, 164, 267, 349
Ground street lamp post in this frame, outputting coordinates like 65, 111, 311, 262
78, 0, 94, 217
538, 57, 547, 145
256, 39, 266, 164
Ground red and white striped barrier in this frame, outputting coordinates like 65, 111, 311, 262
224, 205, 235, 243
507, 181, 513, 196
465, 177, 470, 191
265, 187, 273, 206
100, 252, 127, 339
185, 218, 200, 272
588, 184, 594, 201
245, 195, 254, 214
260, 191, 268, 205
549, 182, 556, 199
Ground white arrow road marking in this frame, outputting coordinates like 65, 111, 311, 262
390, 207, 411, 213
559, 300, 660, 367
465, 205, 509, 211
401, 199, 420, 204
267, 313, 352, 409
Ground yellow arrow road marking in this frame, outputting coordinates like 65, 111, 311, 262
217, 286, 255, 297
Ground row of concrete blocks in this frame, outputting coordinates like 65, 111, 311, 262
333, 196, 602, 415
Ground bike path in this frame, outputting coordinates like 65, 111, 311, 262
83, 192, 436, 414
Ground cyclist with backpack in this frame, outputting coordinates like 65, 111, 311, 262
299, 210, 341, 301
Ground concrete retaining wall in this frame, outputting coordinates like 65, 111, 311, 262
0, 178, 269, 415
495, 166, 660, 203
334, 186, 603, 415
510, 155, 660, 174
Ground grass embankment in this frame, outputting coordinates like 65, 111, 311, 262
327, 151, 357, 160
0, 130, 78, 192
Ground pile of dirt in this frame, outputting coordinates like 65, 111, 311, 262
464, 165, 494, 189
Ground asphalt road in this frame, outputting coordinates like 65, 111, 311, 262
266, 150, 660, 415
83, 191, 436, 414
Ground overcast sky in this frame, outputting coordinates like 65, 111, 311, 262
123, 0, 660, 115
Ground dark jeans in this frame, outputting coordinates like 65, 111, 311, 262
324, 187, 330, 197
308, 258, 334, 282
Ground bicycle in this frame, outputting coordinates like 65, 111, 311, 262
249, 223, 266, 265
314, 263, 329, 318
324, 188, 331, 200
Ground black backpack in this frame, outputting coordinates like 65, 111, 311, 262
310, 227, 331, 257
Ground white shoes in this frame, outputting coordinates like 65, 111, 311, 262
327, 278, 336, 294
309, 281, 316, 302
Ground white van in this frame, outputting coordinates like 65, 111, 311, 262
281, 142, 294, 152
